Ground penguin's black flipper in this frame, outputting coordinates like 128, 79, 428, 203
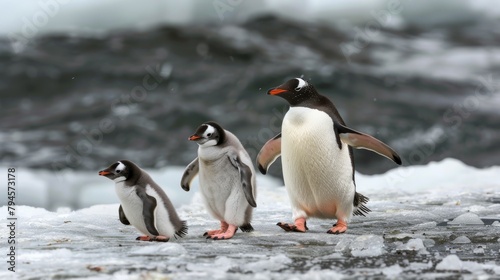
181, 157, 199, 191
228, 153, 257, 208
239, 223, 254, 232
118, 204, 130, 225
335, 122, 402, 165
256, 133, 282, 174
135, 187, 160, 236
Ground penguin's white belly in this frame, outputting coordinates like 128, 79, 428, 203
115, 183, 175, 237
200, 159, 245, 220
281, 107, 355, 218
198, 153, 250, 225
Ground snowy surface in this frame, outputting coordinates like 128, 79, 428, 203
1, 158, 500, 279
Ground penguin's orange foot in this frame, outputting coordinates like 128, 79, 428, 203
136, 235, 170, 242
277, 218, 308, 232
209, 224, 238, 240
327, 220, 347, 234
151, 236, 170, 242
136, 235, 151, 241
204, 229, 225, 237
203, 221, 229, 237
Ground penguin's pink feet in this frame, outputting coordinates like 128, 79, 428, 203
327, 220, 348, 234
135, 235, 170, 242
209, 224, 238, 240
151, 236, 170, 242
277, 217, 308, 232
203, 221, 229, 237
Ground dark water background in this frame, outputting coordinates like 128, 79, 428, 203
1, 6, 499, 178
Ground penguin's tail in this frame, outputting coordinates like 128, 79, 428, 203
353, 192, 371, 217
239, 223, 254, 232
175, 221, 188, 238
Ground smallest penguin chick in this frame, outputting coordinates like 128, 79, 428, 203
181, 121, 256, 240
99, 160, 187, 242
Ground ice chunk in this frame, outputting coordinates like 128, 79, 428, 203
448, 213, 484, 225
382, 264, 403, 278
473, 247, 485, 254
404, 238, 425, 251
423, 239, 435, 248
397, 238, 428, 255
349, 235, 385, 257
436, 255, 485, 273
461, 261, 486, 273
335, 237, 355, 253
436, 255, 463, 271
452, 236, 471, 244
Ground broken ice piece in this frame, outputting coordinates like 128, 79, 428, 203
473, 247, 485, 254
436, 255, 462, 271
452, 236, 471, 244
447, 213, 484, 225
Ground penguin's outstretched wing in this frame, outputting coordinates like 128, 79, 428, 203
256, 133, 281, 174
135, 187, 160, 236
118, 204, 130, 225
181, 157, 199, 191
228, 153, 257, 208
335, 123, 402, 165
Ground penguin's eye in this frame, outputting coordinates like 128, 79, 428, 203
295, 86, 302, 91
116, 170, 121, 173
207, 133, 212, 137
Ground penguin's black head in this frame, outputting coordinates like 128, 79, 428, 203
98, 160, 137, 183
188, 121, 226, 147
267, 78, 319, 106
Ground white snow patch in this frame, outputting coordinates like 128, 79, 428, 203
0, 158, 499, 278
242, 254, 292, 273
130, 243, 187, 256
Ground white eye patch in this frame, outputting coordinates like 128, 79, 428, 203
204, 125, 215, 137
295, 78, 308, 91
115, 161, 125, 173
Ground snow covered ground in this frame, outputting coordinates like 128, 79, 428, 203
1, 158, 500, 279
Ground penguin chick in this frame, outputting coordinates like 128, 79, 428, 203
181, 121, 256, 240
257, 78, 401, 234
99, 160, 187, 242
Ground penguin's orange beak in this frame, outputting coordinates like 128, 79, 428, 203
98, 170, 110, 176
268, 88, 287, 95
189, 135, 201, 141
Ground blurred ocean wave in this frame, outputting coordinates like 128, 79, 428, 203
1, 0, 499, 177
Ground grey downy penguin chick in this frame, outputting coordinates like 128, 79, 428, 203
99, 160, 187, 242
257, 78, 402, 234
181, 121, 256, 240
